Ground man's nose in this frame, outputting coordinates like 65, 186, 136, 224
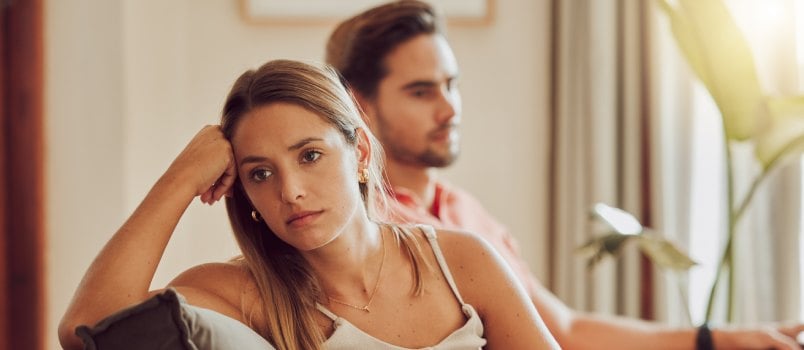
436, 88, 459, 124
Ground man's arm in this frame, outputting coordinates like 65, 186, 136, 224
531, 281, 803, 350
393, 184, 804, 349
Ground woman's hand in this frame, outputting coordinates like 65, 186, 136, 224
165, 125, 236, 204
59, 125, 238, 350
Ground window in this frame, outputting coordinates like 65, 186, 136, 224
680, 0, 804, 323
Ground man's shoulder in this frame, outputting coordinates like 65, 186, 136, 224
436, 180, 495, 214
435, 180, 482, 203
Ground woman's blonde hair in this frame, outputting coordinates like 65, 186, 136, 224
220, 60, 428, 350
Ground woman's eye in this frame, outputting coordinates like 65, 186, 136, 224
301, 150, 322, 163
250, 169, 272, 182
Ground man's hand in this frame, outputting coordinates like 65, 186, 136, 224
713, 323, 804, 349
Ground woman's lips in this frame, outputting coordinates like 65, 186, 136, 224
286, 210, 323, 228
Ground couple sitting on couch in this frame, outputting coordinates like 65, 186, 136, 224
59, 1, 804, 349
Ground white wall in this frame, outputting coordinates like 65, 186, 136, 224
45, 1, 550, 348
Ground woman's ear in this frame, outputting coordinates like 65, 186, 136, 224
354, 127, 371, 168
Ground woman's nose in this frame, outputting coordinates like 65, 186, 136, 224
280, 175, 306, 203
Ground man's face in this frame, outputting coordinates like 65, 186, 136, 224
363, 33, 461, 168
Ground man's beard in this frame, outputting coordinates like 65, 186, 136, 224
384, 141, 459, 168
374, 114, 460, 168
416, 143, 459, 167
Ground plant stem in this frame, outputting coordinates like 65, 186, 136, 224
675, 271, 694, 326
727, 229, 735, 321
704, 133, 736, 323
702, 140, 793, 323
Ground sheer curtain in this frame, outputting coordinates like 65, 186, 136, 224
651, 0, 802, 325
549, 0, 659, 320
550, 0, 803, 325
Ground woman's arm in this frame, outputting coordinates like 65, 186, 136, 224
58, 125, 236, 350
438, 230, 560, 350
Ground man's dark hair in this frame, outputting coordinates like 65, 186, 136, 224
326, 0, 445, 98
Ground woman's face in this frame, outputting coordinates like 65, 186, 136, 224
232, 102, 368, 251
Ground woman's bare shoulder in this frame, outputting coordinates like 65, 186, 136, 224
392, 224, 480, 243
429, 227, 513, 301
170, 258, 253, 288
432, 227, 492, 256
161, 257, 259, 322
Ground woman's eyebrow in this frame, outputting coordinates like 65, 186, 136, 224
288, 137, 323, 151
238, 137, 325, 168
239, 155, 268, 168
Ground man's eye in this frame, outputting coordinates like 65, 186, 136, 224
250, 169, 272, 182
302, 150, 322, 163
448, 80, 459, 92
412, 89, 429, 98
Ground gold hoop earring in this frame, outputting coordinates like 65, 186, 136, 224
251, 210, 261, 222
358, 168, 369, 184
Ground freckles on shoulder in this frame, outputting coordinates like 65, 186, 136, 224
169, 260, 258, 300
435, 230, 493, 275
435, 229, 515, 299
166, 260, 269, 325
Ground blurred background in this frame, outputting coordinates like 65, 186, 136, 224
3, 0, 804, 349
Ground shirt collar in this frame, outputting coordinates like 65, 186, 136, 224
391, 181, 447, 218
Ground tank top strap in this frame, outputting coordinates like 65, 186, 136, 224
315, 303, 339, 321
417, 224, 467, 305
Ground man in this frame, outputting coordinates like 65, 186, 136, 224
325, 1, 804, 349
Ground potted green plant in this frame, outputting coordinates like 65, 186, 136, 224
580, 0, 804, 324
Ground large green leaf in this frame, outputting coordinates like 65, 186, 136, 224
582, 203, 697, 271
577, 231, 635, 269
591, 203, 644, 235
637, 235, 698, 271
755, 95, 804, 168
578, 231, 697, 271
657, 0, 764, 141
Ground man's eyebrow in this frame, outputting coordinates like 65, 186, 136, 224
238, 137, 324, 168
401, 75, 460, 91
401, 80, 437, 90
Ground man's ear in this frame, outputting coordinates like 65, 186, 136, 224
354, 127, 372, 167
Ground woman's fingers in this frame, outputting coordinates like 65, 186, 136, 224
200, 187, 214, 205
211, 153, 236, 202
168, 125, 237, 199
197, 143, 236, 205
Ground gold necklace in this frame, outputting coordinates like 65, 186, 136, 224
327, 227, 386, 313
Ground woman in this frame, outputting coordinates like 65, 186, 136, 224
58, 60, 560, 350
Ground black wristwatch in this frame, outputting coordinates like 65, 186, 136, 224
696, 323, 714, 350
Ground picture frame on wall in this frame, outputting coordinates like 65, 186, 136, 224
240, 0, 493, 25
